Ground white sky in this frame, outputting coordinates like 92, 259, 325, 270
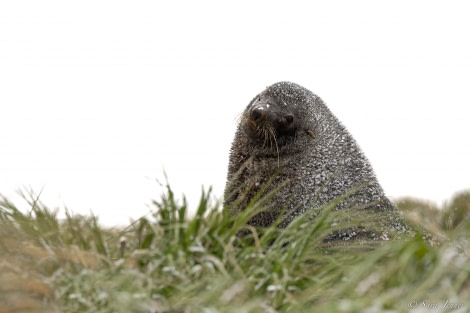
1, 1, 469, 226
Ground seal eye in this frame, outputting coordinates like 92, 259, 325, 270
283, 114, 294, 125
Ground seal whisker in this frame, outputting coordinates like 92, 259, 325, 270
235, 111, 245, 125
258, 126, 268, 148
266, 126, 273, 148
267, 125, 280, 167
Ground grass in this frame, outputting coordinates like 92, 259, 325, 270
0, 184, 469, 313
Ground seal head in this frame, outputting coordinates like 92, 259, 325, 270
243, 96, 299, 152
239, 83, 317, 158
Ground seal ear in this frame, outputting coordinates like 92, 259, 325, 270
306, 129, 315, 138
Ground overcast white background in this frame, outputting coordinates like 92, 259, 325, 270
1, 1, 469, 226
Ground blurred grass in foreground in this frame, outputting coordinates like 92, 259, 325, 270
0, 185, 469, 313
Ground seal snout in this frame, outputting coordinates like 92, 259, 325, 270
245, 104, 270, 133
251, 107, 264, 121
250, 103, 269, 122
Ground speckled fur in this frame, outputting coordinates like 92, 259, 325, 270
225, 81, 406, 240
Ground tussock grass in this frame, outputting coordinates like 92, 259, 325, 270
1, 186, 469, 313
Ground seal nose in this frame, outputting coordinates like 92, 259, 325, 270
252, 107, 264, 121
251, 103, 270, 121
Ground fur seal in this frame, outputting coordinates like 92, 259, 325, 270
224, 81, 405, 240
